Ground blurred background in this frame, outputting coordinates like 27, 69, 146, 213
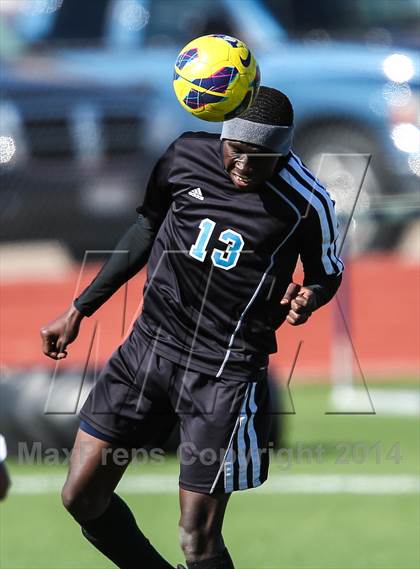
0, 1, 419, 568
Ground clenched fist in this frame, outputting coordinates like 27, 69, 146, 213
40, 304, 84, 360
280, 282, 317, 326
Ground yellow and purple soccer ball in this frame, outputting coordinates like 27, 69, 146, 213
173, 34, 260, 122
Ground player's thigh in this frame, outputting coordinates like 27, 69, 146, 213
0, 462, 10, 500
62, 428, 129, 520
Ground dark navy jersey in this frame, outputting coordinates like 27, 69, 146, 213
134, 132, 343, 381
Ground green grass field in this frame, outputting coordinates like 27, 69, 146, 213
1, 384, 419, 569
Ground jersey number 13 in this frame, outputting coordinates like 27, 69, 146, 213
189, 218, 244, 270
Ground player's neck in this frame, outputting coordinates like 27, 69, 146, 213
275, 152, 291, 174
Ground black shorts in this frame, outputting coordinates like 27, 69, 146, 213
79, 326, 271, 494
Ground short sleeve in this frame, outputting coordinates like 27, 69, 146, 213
136, 141, 176, 229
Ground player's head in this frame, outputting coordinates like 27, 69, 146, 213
221, 86, 294, 190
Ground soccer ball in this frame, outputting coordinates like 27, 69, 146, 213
173, 34, 260, 122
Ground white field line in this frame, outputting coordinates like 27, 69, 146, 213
331, 388, 420, 416
10, 474, 420, 496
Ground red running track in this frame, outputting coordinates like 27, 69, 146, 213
1, 254, 418, 381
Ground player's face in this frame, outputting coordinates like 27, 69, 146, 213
223, 140, 280, 190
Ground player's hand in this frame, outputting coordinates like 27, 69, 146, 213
280, 283, 316, 326
40, 304, 84, 360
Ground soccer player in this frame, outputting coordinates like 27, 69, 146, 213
0, 434, 11, 500
41, 87, 343, 569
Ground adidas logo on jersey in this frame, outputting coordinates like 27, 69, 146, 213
188, 187, 204, 201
